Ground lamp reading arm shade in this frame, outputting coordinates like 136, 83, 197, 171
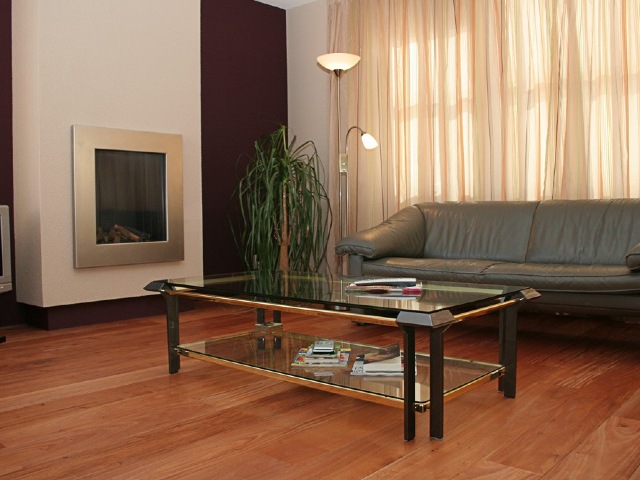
346, 126, 379, 151
360, 132, 378, 150
317, 53, 361, 76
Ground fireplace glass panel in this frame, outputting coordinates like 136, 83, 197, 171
95, 149, 167, 244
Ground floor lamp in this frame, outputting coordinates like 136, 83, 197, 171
317, 53, 379, 244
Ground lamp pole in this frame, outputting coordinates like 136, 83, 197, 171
342, 126, 379, 238
317, 53, 379, 272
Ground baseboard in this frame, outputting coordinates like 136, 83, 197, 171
22, 295, 194, 330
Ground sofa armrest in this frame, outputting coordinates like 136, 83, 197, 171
626, 243, 640, 271
335, 205, 426, 260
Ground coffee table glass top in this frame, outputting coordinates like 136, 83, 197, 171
160, 271, 525, 317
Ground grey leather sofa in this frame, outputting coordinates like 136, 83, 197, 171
336, 199, 640, 318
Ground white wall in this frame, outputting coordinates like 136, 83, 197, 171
286, 0, 330, 185
12, 0, 202, 307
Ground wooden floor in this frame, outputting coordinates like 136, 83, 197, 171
1, 303, 640, 479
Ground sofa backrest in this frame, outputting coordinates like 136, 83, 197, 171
526, 199, 640, 265
417, 201, 539, 262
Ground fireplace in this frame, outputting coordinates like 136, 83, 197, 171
73, 125, 184, 268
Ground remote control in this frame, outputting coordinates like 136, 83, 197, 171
352, 277, 417, 287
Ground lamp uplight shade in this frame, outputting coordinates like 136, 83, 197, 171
361, 133, 379, 150
317, 53, 361, 73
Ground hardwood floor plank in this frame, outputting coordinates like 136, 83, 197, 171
542, 416, 640, 480
485, 339, 640, 474
442, 459, 539, 480
1, 305, 640, 479
615, 389, 640, 421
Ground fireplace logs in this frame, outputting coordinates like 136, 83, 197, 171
96, 225, 151, 244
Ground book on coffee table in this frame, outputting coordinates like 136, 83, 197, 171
351, 355, 403, 376
291, 344, 351, 367
351, 343, 416, 376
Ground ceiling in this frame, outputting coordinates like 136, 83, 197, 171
255, 0, 317, 9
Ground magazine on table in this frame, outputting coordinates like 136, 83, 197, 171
291, 341, 351, 367
345, 278, 423, 299
351, 343, 416, 376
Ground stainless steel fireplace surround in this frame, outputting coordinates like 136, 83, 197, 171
73, 125, 184, 268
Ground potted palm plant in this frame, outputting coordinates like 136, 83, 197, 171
233, 125, 332, 273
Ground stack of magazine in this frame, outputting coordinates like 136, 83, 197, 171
291, 339, 351, 367
351, 343, 408, 376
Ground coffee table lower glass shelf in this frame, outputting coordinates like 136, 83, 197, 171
175, 329, 504, 413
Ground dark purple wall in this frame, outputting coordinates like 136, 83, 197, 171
0, 0, 20, 327
201, 0, 288, 274
0, 0, 288, 328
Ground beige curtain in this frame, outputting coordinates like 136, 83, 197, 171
326, 0, 640, 270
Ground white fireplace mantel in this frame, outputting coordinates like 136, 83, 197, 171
12, 0, 203, 308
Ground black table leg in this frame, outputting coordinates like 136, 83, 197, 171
402, 326, 416, 441
429, 326, 445, 439
163, 292, 181, 374
256, 308, 281, 324
498, 305, 518, 398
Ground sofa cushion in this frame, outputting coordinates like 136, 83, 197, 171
526, 199, 640, 265
418, 201, 539, 263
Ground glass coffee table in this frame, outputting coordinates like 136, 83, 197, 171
145, 271, 539, 441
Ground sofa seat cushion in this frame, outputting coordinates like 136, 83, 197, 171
482, 263, 640, 293
360, 258, 640, 294
360, 257, 496, 283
